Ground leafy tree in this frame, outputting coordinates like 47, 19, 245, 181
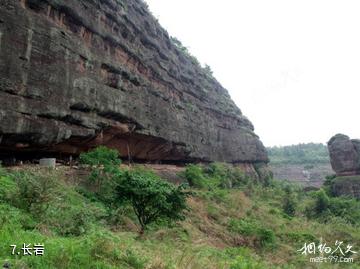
282, 185, 296, 217
314, 189, 330, 214
116, 168, 189, 234
79, 146, 122, 194
282, 195, 296, 217
79, 146, 121, 167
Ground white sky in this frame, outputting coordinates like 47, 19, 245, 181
145, 0, 360, 147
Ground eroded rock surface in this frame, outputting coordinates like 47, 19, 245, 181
0, 0, 268, 164
331, 176, 360, 200
328, 134, 360, 199
328, 134, 360, 176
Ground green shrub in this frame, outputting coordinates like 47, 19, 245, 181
284, 232, 317, 242
257, 228, 276, 248
80, 146, 123, 205
323, 174, 337, 196
0, 203, 36, 230
228, 218, 259, 236
183, 164, 209, 188
206, 189, 230, 204
282, 195, 296, 217
304, 188, 360, 224
183, 163, 249, 190
205, 162, 249, 188
121, 249, 147, 269
0, 175, 18, 203
228, 218, 276, 248
79, 146, 121, 167
11, 170, 57, 217
314, 189, 330, 214
228, 248, 267, 269
205, 162, 232, 188
50, 205, 94, 236
46, 190, 107, 236
116, 168, 190, 233
327, 196, 360, 224
230, 168, 250, 187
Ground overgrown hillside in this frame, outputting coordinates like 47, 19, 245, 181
267, 143, 332, 187
0, 148, 359, 268
267, 143, 330, 165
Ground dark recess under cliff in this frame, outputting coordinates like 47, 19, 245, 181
0, 0, 268, 168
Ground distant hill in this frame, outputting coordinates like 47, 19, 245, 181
267, 143, 330, 165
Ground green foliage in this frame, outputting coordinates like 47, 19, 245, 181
257, 228, 276, 248
305, 188, 360, 225
314, 189, 330, 214
79, 146, 121, 167
0, 203, 36, 230
80, 147, 191, 234
170, 36, 201, 67
322, 174, 337, 196
230, 256, 266, 269
46, 191, 107, 236
1, 162, 360, 268
229, 218, 259, 236
228, 218, 276, 248
183, 163, 249, 190
10, 170, 58, 217
0, 175, 18, 203
204, 189, 230, 204
282, 196, 296, 217
206, 162, 249, 188
183, 164, 209, 188
204, 64, 213, 76
283, 232, 317, 243
267, 143, 329, 165
116, 168, 190, 233
121, 249, 147, 269
80, 146, 123, 206
282, 187, 297, 217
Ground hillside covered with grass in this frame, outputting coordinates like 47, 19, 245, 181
0, 148, 359, 268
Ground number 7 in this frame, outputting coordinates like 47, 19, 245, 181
10, 245, 16, 255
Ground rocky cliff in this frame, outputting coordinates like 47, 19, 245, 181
328, 134, 360, 176
328, 134, 360, 199
0, 0, 268, 164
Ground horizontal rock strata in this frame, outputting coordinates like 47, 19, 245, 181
0, 0, 268, 165
328, 134, 360, 176
328, 134, 360, 199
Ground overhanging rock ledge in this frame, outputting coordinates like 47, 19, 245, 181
0, 0, 268, 167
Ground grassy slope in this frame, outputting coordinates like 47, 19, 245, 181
0, 166, 359, 269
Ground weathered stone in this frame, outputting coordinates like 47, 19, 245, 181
0, 0, 268, 165
327, 134, 360, 176
39, 158, 56, 168
331, 176, 360, 200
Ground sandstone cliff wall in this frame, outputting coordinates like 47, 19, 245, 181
328, 134, 360, 199
0, 0, 268, 164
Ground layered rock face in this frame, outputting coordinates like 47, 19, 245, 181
331, 176, 360, 200
328, 134, 360, 199
328, 134, 360, 176
0, 0, 268, 164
